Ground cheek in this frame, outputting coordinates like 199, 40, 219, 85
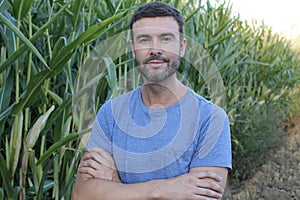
164, 44, 181, 56
134, 49, 148, 59
166, 50, 180, 60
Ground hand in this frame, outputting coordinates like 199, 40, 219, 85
154, 171, 224, 200
78, 148, 121, 182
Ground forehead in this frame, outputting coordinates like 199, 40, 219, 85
132, 16, 180, 35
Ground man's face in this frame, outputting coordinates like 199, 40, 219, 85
131, 16, 186, 83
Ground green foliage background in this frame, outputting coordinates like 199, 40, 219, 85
0, 0, 299, 199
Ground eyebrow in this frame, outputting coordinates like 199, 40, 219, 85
136, 34, 151, 40
160, 32, 176, 38
136, 32, 176, 40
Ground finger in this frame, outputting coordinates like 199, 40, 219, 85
190, 171, 222, 182
76, 168, 93, 181
89, 148, 114, 163
89, 148, 116, 169
83, 151, 114, 169
191, 179, 223, 199
78, 166, 96, 176
78, 166, 94, 176
79, 165, 114, 180
79, 158, 102, 170
196, 179, 224, 194
78, 166, 99, 178
86, 148, 115, 168
195, 187, 223, 199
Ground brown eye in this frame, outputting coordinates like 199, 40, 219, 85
139, 38, 150, 43
162, 37, 171, 41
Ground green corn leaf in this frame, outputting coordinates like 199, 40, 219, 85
0, 1, 71, 74
0, 13, 49, 69
0, 187, 3, 200
26, 105, 55, 149
103, 57, 117, 90
53, 155, 60, 199
11, 11, 127, 116
50, 37, 66, 67
36, 160, 53, 200
0, 67, 13, 135
36, 130, 89, 166
10, 112, 23, 179
50, 10, 127, 73
185, 7, 200, 22
47, 89, 63, 105
21, 0, 33, 18
0, 69, 13, 112
27, 150, 39, 193
0, 154, 14, 199
174, 0, 180, 8
11, 0, 20, 17
0, 13, 16, 56
104, 0, 115, 15
0, 0, 10, 14
71, 0, 85, 30
11, 70, 47, 115
84, 11, 127, 43
12, 0, 33, 19
94, 6, 106, 21
43, 96, 72, 134
65, 151, 78, 183
39, 88, 49, 105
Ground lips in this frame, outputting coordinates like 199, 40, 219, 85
147, 60, 166, 67
143, 55, 170, 64
148, 60, 165, 64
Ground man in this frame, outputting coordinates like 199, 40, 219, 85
72, 2, 231, 199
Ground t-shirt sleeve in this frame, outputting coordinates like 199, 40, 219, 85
190, 105, 232, 170
85, 101, 113, 154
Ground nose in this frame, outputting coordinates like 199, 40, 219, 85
150, 48, 162, 56
149, 40, 162, 55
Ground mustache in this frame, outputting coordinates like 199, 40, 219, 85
143, 55, 170, 64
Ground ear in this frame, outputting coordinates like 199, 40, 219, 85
179, 38, 187, 57
130, 40, 135, 59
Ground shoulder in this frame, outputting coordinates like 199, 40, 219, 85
188, 89, 227, 117
111, 87, 140, 103
110, 87, 141, 108
97, 87, 141, 115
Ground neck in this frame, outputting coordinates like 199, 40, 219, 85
141, 74, 187, 108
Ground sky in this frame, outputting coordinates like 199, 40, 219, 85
228, 0, 300, 39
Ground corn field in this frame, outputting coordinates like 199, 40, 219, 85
0, 0, 299, 199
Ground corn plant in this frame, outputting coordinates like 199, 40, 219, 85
0, 0, 299, 199
183, 1, 300, 180
0, 0, 136, 199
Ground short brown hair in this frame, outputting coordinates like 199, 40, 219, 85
130, 2, 185, 38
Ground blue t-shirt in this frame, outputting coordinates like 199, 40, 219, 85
86, 87, 232, 184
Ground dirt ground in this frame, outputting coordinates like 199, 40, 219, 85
224, 115, 300, 200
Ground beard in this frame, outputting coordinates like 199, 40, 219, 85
135, 55, 181, 83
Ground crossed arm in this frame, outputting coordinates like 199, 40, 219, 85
72, 148, 228, 200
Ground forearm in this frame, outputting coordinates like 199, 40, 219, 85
72, 170, 224, 200
72, 176, 159, 200
189, 167, 228, 190
73, 149, 159, 200
73, 149, 225, 199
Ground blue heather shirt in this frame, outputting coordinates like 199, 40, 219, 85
86, 87, 232, 184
